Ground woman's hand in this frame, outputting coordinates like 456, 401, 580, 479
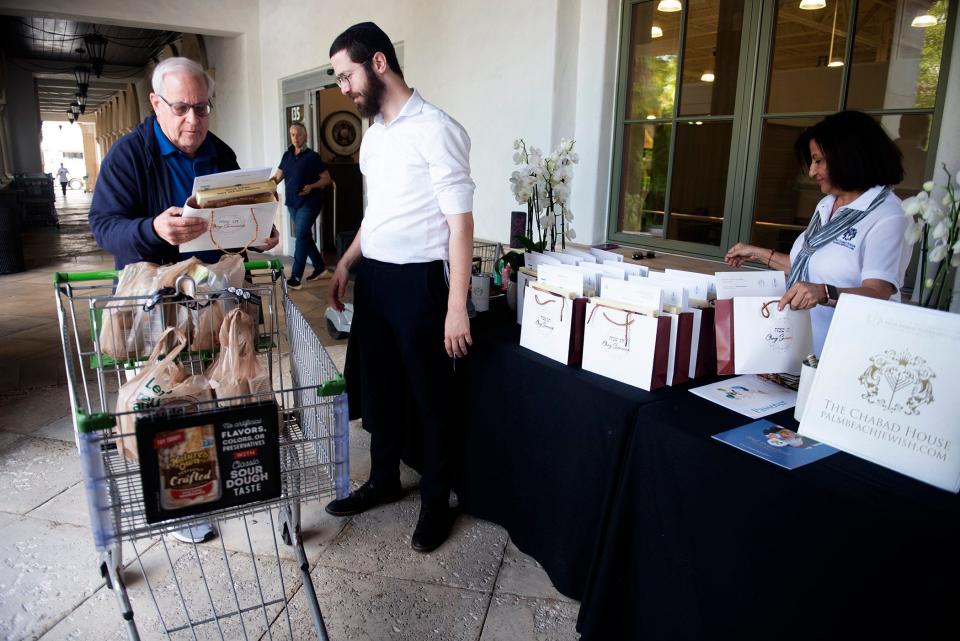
724, 243, 763, 268
778, 282, 826, 311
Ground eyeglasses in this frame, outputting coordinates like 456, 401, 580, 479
334, 56, 373, 88
157, 94, 213, 117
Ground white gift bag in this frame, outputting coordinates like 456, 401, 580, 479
581, 300, 670, 391
519, 284, 586, 366
731, 297, 812, 375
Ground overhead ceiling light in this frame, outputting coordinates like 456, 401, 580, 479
657, 0, 682, 13
826, 1, 844, 68
651, 25, 663, 38
646, 114, 657, 120
911, 14, 938, 28
799, 0, 826, 9
695, 121, 703, 125
700, 71, 715, 82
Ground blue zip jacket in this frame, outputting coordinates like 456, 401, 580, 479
89, 115, 240, 269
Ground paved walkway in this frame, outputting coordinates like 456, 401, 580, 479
0, 191, 580, 640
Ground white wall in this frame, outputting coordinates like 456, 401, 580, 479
256, 0, 567, 244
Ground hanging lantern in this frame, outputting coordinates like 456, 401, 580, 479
84, 33, 109, 77
76, 93, 87, 115
74, 65, 91, 97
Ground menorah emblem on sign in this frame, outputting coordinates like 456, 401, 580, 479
858, 349, 935, 416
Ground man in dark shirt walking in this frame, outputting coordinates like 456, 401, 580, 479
274, 123, 332, 289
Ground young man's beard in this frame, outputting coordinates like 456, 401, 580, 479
355, 64, 387, 118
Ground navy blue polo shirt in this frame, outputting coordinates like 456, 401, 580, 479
154, 120, 226, 264
278, 145, 328, 211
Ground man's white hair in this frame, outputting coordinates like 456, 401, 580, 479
151, 57, 215, 98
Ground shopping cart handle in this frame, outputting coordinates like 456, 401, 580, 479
54, 259, 284, 284
316, 374, 346, 397
75, 409, 116, 434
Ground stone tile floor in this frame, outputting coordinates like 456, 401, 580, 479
0, 191, 580, 640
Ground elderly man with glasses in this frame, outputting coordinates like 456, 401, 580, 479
89, 57, 278, 545
90, 56, 278, 269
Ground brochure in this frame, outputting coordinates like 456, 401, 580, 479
713, 419, 838, 470
690, 374, 797, 417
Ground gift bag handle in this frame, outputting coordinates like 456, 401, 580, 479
208, 208, 260, 256
534, 293, 566, 322
760, 299, 781, 318
587, 304, 635, 347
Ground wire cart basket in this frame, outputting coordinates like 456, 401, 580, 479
54, 259, 348, 640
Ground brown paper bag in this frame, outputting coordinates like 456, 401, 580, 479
98, 261, 158, 360
115, 328, 214, 461
207, 308, 271, 405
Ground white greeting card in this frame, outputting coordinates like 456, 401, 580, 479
714, 270, 786, 299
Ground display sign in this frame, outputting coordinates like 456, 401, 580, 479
799, 296, 960, 492
136, 401, 282, 523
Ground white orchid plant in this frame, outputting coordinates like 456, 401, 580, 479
509, 137, 578, 252
902, 164, 960, 311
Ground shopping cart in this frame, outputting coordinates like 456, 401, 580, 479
54, 259, 349, 640
472, 240, 502, 275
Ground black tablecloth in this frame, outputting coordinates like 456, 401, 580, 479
576, 396, 960, 641
457, 312, 668, 598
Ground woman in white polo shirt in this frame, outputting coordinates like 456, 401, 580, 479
725, 110, 910, 356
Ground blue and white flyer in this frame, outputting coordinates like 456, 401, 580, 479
690, 374, 797, 418
713, 420, 838, 470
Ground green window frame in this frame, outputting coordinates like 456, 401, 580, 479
607, 0, 959, 261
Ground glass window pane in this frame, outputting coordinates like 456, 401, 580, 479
679, 0, 745, 116
617, 122, 672, 236
666, 120, 733, 246
847, 0, 951, 110
767, 0, 849, 113
751, 118, 820, 253
883, 112, 933, 191
625, 1, 682, 120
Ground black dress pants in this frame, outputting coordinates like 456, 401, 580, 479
353, 258, 456, 509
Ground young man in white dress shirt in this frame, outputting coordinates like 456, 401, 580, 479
324, 22, 475, 553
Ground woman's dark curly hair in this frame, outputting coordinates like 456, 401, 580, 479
794, 110, 904, 191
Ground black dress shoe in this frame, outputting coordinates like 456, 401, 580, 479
411, 505, 454, 553
324, 480, 404, 517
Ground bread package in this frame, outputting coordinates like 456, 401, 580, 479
154, 423, 221, 509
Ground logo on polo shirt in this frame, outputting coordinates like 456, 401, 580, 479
834, 226, 858, 250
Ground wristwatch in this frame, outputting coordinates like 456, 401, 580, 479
823, 284, 840, 305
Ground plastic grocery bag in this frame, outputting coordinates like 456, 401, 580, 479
193, 255, 246, 352
98, 261, 159, 360
207, 308, 271, 405
115, 328, 214, 461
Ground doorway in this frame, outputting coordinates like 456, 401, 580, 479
280, 71, 364, 264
